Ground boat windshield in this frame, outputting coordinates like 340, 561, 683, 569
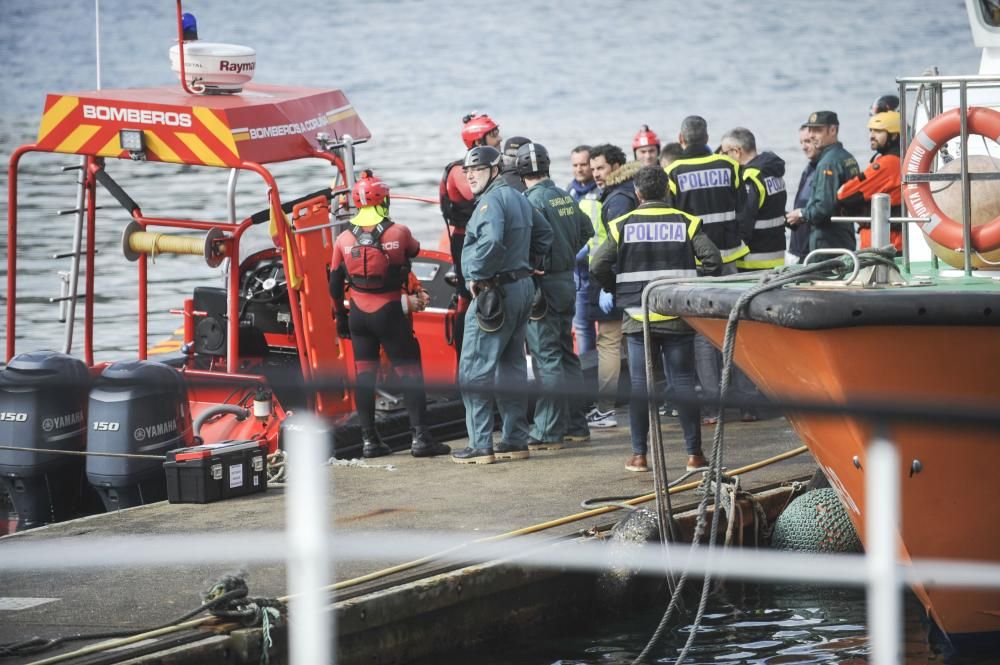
980, 0, 1000, 27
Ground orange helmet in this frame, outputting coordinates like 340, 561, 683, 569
632, 124, 660, 150
351, 169, 389, 208
461, 112, 499, 149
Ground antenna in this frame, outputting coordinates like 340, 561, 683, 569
94, 0, 102, 90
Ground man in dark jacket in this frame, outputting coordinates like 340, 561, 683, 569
665, 115, 752, 424
789, 126, 820, 263
785, 111, 861, 251
720, 127, 787, 271
586, 144, 640, 428
567, 145, 601, 354
718, 126, 786, 421
590, 166, 721, 473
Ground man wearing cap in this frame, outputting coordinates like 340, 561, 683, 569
785, 111, 861, 251
837, 111, 904, 253
516, 142, 594, 450
501, 136, 532, 192
452, 145, 553, 465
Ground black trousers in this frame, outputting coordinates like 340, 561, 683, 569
349, 300, 427, 431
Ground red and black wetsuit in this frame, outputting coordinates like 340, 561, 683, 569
439, 160, 477, 363
329, 220, 428, 431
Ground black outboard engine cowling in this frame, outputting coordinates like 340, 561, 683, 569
86, 360, 193, 511
0, 351, 90, 530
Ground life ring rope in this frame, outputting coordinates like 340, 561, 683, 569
902, 106, 1000, 253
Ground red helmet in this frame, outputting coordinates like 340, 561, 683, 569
351, 169, 389, 208
461, 112, 499, 149
632, 124, 660, 150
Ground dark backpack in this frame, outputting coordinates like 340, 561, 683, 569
344, 221, 402, 293
439, 160, 476, 228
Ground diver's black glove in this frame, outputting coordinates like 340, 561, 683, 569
335, 311, 351, 339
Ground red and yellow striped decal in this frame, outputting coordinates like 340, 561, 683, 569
36, 95, 242, 167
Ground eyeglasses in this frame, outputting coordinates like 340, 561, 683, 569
721, 146, 740, 156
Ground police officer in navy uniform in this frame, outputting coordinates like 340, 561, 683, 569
590, 166, 721, 472
666, 115, 753, 424
517, 142, 594, 449
451, 146, 553, 464
719, 127, 788, 421
329, 171, 451, 459
719, 127, 788, 272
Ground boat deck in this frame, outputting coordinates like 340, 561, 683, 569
0, 409, 815, 662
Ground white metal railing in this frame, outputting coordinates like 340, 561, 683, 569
3, 426, 1000, 665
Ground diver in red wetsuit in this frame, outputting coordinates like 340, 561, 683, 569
329, 170, 451, 459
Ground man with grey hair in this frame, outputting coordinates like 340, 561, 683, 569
665, 115, 753, 424
719, 127, 787, 271
717, 126, 788, 421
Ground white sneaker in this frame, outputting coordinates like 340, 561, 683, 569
587, 409, 617, 428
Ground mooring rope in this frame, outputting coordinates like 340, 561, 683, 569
632, 250, 894, 664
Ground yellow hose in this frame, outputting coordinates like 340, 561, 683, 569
29, 445, 808, 665
128, 231, 206, 260
321, 445, 809, 593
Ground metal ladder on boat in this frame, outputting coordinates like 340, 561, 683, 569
49, 156, 96, 354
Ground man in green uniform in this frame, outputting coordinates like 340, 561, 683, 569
452, 146, 553, 465
516, 142, 595, 449
785, 111, 861, 251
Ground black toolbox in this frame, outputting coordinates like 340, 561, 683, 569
164, 439, 268, 504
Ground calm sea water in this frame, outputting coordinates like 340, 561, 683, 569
0, 0, 981, 357
0, 1, 988, 662
440, 584, 975, 665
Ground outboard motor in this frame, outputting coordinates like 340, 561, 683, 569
0, 351, 90, 530
86, 360, 193, 511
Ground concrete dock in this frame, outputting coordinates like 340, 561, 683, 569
0, 409, 817, 664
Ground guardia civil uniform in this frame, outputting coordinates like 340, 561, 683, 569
524, 179, 594, 445
458, 176, 553, 454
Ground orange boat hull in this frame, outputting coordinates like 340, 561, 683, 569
689, 319, 1000, 641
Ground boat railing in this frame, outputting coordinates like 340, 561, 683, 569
897, 73, 1000, 275
2, 388, 999, 665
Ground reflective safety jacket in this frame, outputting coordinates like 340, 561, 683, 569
737, 151, 788, 270
587, 161, 640, 321
608, 204, 701, 323
665, 147, 750, 264
578, 193, 604, 259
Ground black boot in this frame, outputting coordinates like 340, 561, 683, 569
411, 428, 451, 457
362, 429, 392, 459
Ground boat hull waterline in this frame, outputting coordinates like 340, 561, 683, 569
687, 316, 1000, 646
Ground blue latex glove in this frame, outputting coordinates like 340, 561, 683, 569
599, 290, 614, 314
575, 245, 590, 262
